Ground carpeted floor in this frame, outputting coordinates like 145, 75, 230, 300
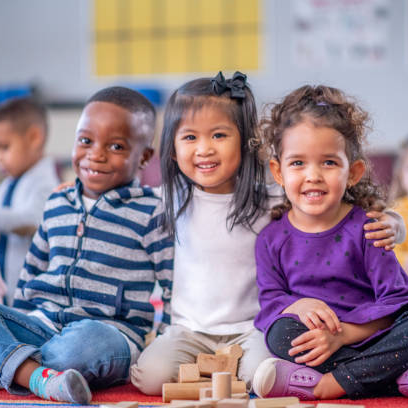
1, 383, 408, 407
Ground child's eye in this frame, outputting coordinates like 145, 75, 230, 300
182, 134, 196, 141
324, 160, 337, 166
111, 143, 124, 151
213, 133, 226, 139
79, 137, 91, 145
290, 160, 303, 166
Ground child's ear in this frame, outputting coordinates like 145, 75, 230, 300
348, 159, 366, 187
269, 159, 284, 187
25, 124, 44, 151
139, 147, 154, 170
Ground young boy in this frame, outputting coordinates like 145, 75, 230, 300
0, 97, 60, 304
1, 86, 173, 404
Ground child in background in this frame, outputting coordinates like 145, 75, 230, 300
0, 97, 60, 304
389, 138, 408, 269
0, 86, 173, 404
131, 72, 404, 394
253, 85, 408, 400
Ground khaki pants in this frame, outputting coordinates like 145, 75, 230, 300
131, 324, 271, 395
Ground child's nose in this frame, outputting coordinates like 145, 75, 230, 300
195, 140, 215, 156
87, 145, 106, 162
306, 165, 323, 182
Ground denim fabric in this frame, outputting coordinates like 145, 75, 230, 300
0, 305, 131, 395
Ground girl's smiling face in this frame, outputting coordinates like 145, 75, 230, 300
173, 106, 241, 194
270, 120, 365, 231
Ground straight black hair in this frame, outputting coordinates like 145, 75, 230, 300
160, 73, 267, 238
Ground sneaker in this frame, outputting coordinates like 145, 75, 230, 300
397, 369, 408, 396
252, 358, 322, 400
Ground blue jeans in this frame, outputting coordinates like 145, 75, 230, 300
0, 305, 131, 395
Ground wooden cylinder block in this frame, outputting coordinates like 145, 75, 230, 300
162, 380, 246, 403
212, 372, 232, 400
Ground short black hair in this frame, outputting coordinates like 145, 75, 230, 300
86, 86, 156, 142
0, 97, 47, 136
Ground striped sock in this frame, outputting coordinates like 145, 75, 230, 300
28, 367, 92, 404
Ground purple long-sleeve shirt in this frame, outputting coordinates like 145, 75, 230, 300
255, 206, 408, 345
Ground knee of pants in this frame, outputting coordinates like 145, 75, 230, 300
41, 320, 130, 385
267, 318, 306, 359
131, 345, 177, 395
131, 326, 195, 395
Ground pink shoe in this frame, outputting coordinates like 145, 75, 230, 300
397, 370, 408, 396
253, 358, 322, 400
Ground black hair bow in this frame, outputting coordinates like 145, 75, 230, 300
211, 71, 247, 99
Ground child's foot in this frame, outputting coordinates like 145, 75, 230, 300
29, 367, 92, 404
397, 369, 408, 396
253, 358, 322, 400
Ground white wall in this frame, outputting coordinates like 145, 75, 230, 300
1, 0, 408, 157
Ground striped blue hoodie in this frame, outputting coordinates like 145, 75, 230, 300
13, 179, 173, 356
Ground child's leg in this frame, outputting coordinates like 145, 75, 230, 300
41, 319, 131, 389
14, 359, 91, 404
327, 311, 408, 398
131, 325, 214, 395
0, 305, 91, 404
231, 328, 271, 389
0, 305, 52, 394
261, 317, 357, 399
265, 314, 408, 398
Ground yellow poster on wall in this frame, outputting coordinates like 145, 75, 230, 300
93, 0, 259, 76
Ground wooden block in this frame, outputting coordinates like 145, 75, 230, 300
215, 345, 243, 377
169, 401, 197, 408
231, 393, 249, 400
286, 404, 315, 408
215, 344, 243, 359
179, 363, 201, 383
216, 398, 248, 408
163, 380, 246, 403
249, 397, 299, 408
196, 401, 217, 408
212, 372, 232, 400
316, 405, 365, 408
199, 376, 213, 382
199, 387, 213, 399
197, 353, 229, 376
170, 400, 215, 408
199, 398, 220, 408
100, 402, 138, 408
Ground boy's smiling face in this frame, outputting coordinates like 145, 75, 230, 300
72, 101, 152, 199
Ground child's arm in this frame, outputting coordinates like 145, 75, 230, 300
0, 183, 54, 237
13, 220, 50, 309
143, 201, 173, 334
255, 232, 303, 332
283, 297, 341, 334
364, 209, 406, 250
288, 315, 393, 367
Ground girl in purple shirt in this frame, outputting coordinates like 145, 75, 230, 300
253, 85, 408, 400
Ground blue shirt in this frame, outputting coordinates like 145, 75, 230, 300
13, 179, 173, 356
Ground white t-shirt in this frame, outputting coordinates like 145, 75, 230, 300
171, 185, 282, 335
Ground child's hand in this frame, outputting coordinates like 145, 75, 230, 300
53, 180, 75, 193
364, 210, 396, 250
284, 298, 341, 334
288, 327, 343, 366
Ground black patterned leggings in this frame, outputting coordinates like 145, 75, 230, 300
267, 312, 408, 398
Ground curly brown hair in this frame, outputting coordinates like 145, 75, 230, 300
260, 85, 386, 220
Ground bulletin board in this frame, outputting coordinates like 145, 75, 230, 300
93, 0, 260, 76
290, 0, 391, 68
